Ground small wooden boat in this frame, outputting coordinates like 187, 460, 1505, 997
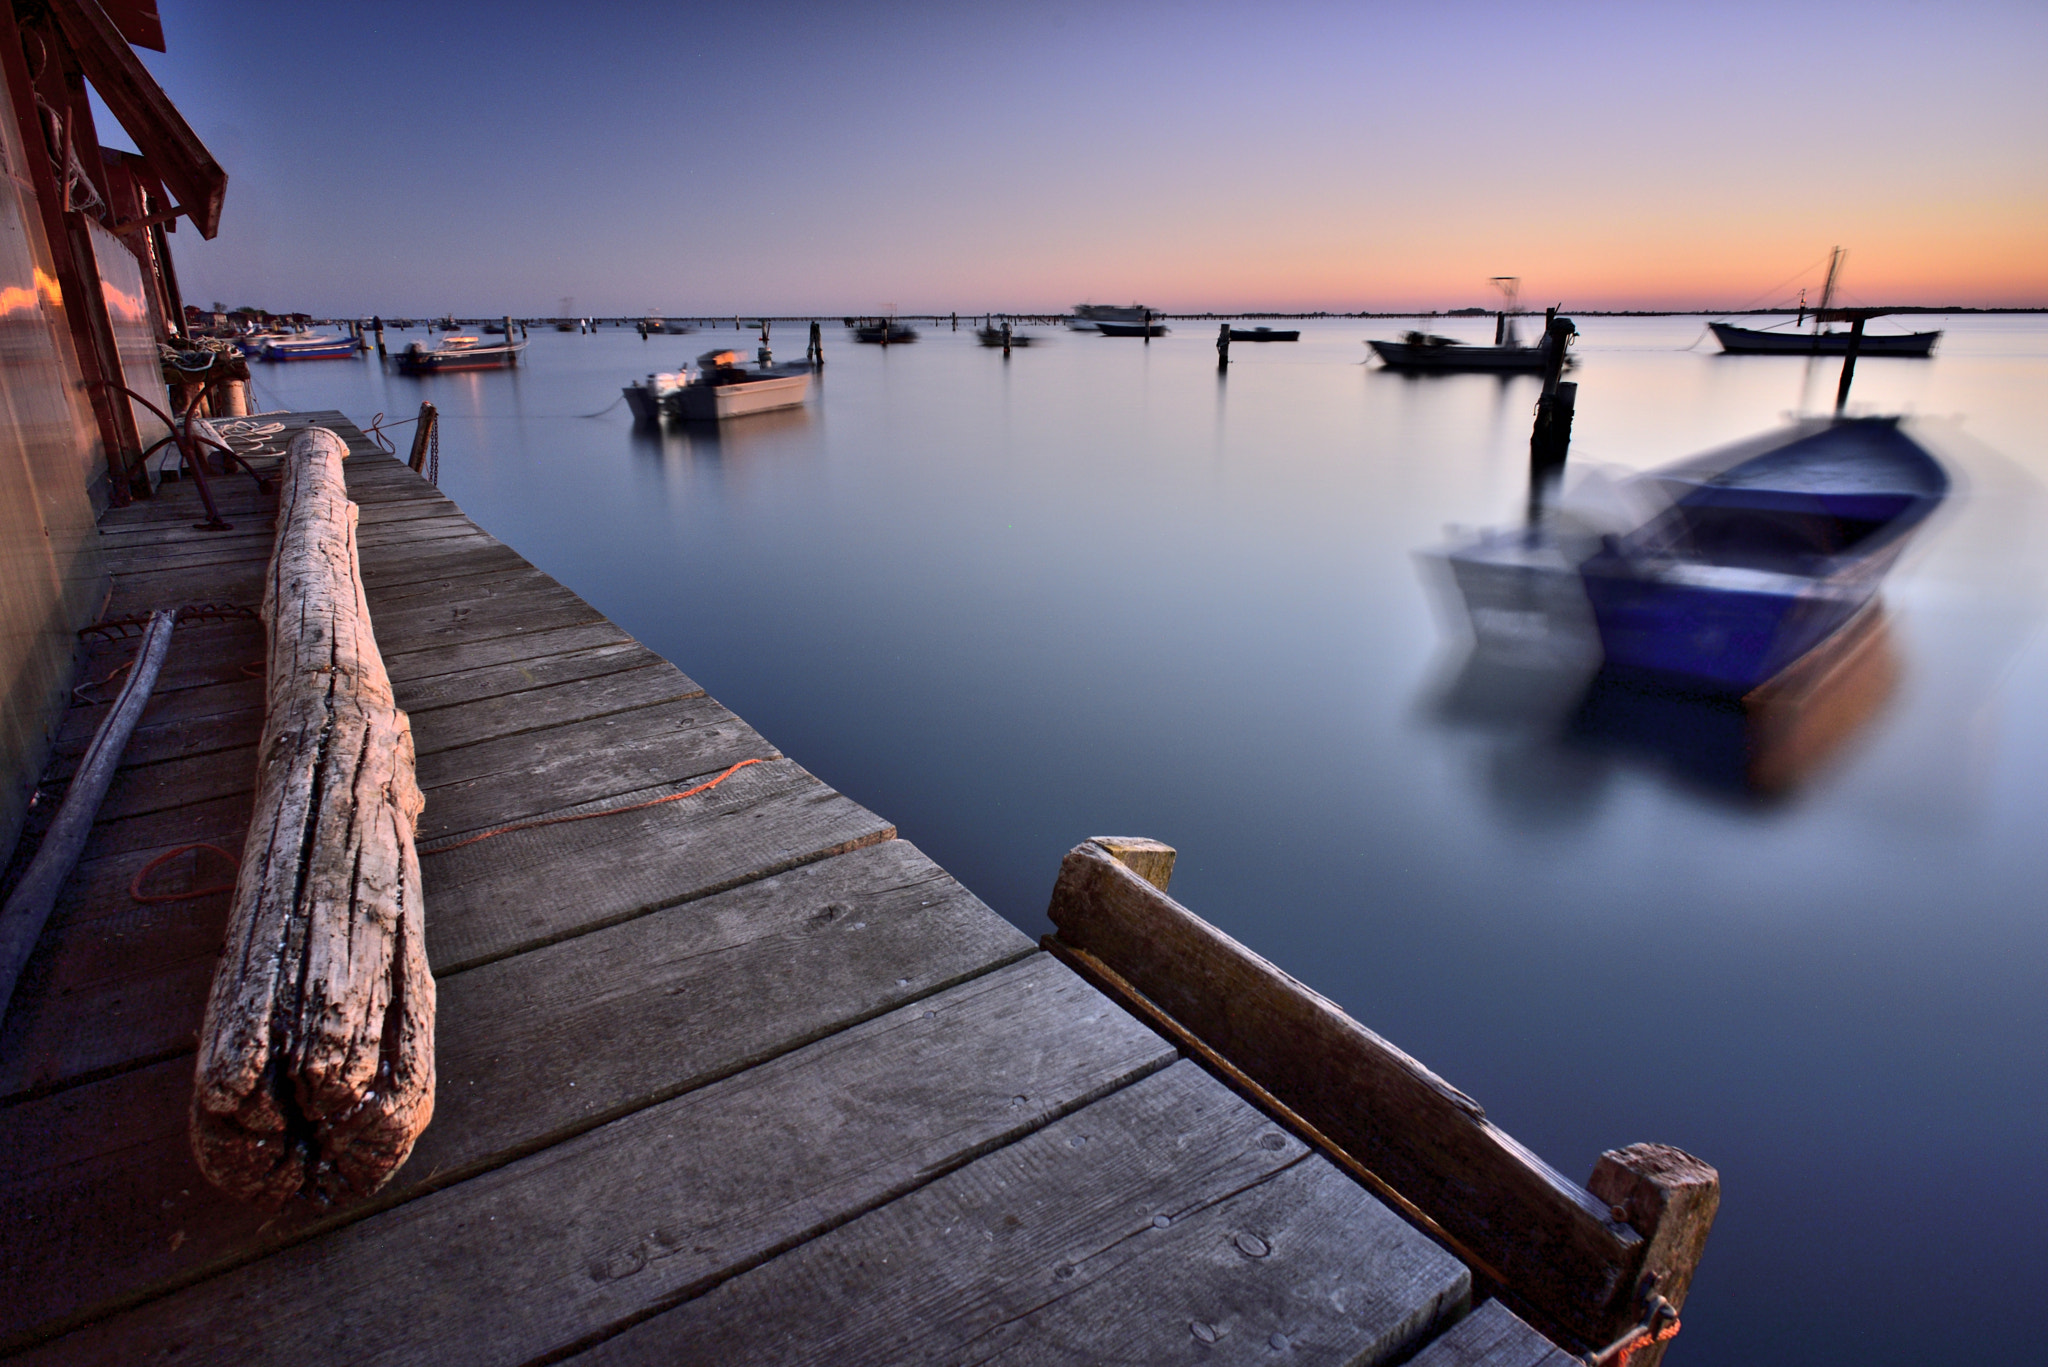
1442, 417, 1948, 694
854, 320, 918, 344
1368, 330, 1555, 372
394, 335, 525, 374
625, 350, 811, 421
1228, 327, 1299, 342
1097, 319, 1167, 337
1707, 322, 1939, 356
975, 326, 1035, 348
260, 335, 360, 361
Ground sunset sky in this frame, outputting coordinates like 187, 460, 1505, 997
125, 0, 2047, 315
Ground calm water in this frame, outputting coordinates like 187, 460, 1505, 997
248, 315, 2048, 1365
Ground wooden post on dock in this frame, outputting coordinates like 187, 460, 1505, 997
1001, 321, 1011, 356
408, 401, 438, 476
1834, 315, 1866, 414
373, 315, 386, 358
1217, 323, 1231, 369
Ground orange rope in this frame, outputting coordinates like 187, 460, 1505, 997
421, 758, 770, 856
130, 843, 240, 904
1608, 1317, 1681, 1367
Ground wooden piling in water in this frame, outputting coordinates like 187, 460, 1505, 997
1834, 315, 1866, 413
1217, 323, 1230, 369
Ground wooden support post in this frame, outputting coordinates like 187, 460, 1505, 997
1143, 308, 1152, 344
374, 315, 386, 357
1217, 322, 1231, 369
191, 427, 434, 1206
1834, 315, 1865, 414
1528, 316, 1579, 517
1001, 320, 1011, 357
1586, 1145, 1720, 1367
0, 611, 176, 1019
1041, 838, 1715, 1350
407, 401, 438, 475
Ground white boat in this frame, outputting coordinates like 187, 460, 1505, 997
1068, 303, 1158, 332
625, 350, 811, 422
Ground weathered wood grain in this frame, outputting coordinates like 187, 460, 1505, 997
405, 662, 705, 756
1407, 1301, 1579, 1367
1045, 839, 1644, 1345
417, 757, 892, 971
55, 677, 266, 757
16, 958, 1172, 1366
191, 428, 434, 1206
583, 1060, 1467, 1367
390, 640, 692, 716
0, 842, 1031, 1345
1585, 1144, 1719, 1367
379, 619, 634, 685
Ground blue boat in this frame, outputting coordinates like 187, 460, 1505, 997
1444, 418, 1948, 695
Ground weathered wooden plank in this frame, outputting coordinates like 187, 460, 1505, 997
357, 543, 531, 598
406, 662, 704, 756
391, 640, 691, 716
89, 743, 257, 824
1046, 839, 1643, 1344
419, 757, 891, 971
365, 581, 607, 657
1407, 1301, 1579, 1367
582, 1061, 1468, 1367
358, 562, 558, 613
76, 620, 266, 696
12, 957, 1173, 1364
103, 566, 266, 626
379, 619, 635, 684
415, 693, 774, 842
0, 841, 1031, 1342
81, 790, 255, 861
53, 676, 265, 762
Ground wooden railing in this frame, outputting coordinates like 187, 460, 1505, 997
1044, 838, 1716, 1362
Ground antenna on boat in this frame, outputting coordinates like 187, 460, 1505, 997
1490, 277, 1520, 346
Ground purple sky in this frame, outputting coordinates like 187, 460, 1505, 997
121, 0, 2048, 315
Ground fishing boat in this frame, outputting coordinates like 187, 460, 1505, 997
1228, 327, 1299, 342
854, 320, 918, 343
624, 350, 811, 422
1711, 248, 1940, 357
259, 334, 360, 361
1068, 303, 1157, 333
394, 334, 525, 374
1369, 277, 1557, 372
1097, 318, 1168, 337
976, 325, 1036, 347
1440, 417, 1948, 694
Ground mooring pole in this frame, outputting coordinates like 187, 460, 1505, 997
1001, 320, 1012, 357
1834, 316, 1866, 414
1217, 323, 1231, 370
373, 315, 386, 358
1143, 309, 1152, 344
1528, 315, 1578, 518
808, 320, 823, 368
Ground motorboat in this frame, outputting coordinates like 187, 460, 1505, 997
259, 334, 360, 361
1097, 319, 1167, 337
394, 334, 525, 374
1228, 327, 1299, 342
1439, 417, 1948, 694
624, 350, 811, 421
854, 320, 918, 343
976, 325, 1036, 347
1068, 303, 1157, 333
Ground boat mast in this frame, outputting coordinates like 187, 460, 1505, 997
1490, 276, 1520, 347
1814, 247, 1844, 333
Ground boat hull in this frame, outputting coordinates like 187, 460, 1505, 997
674, 371, 811, 421
1229, 329, 1299, 342
262, 340, 360, 361
1370, 339, 1549, 371
394, 342, 525, 374
1708, 323, 1939, 357
1096, 322, 1167, 337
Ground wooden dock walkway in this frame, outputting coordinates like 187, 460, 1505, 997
0, 414, 1575, 1365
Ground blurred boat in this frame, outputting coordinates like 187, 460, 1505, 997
854, 320, 918, 343
1229, 327, 1299, 342
625, 350, 811, 421
1097, 319, 1168, 337
259, 335, 359, 361
1707, 323, 1939, 356
1371, 276, 1559, 372
1068, 303, 1157, 332
976, 326, 1035, 347
1442, 417, 1949, 694
395, 334, 525, 374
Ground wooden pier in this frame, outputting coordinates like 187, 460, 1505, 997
0, 414, 1657, 1364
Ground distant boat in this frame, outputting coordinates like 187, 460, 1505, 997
1708, 323, 1939, 357
1097, 319, 1167, 337
1068, 303, 1157, 333
624, 349, 811, 421
854, 320, 918, 343
1711, 248, 1939, 358
1228, 327, 1299, 342
976, 325, 1035, 347
394, 334, 525, 374
259, 334, 359, 361
1442, 417, 1949, 694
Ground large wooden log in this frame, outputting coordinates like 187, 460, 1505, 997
191, 428, 434, 1205
1045, 838, 1717, 1351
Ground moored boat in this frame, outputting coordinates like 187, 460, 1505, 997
1368, 330, 1556, 372
1707, 322, 1939, 356
1441, 417, 1949, 694
394, 334, 525, 374
1068, 303, 1157, 333
976, 325, 1036, 347
854, 320, 918, 343
1097, 318, 1168, 337
260, 334, 360, 361
625, 350, 812, 421
1228, 327, 1299, 342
